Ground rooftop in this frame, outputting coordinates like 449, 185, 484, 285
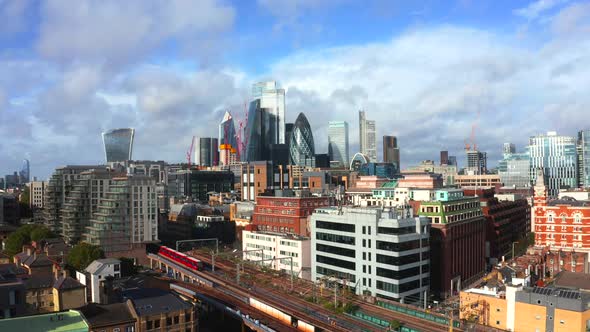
79, 303, 135, 328
553, 271, 590, 290
548, 196, 590, 207
85, 258, 121, 275
0, 310, 89, 332
123, 288, 192, 316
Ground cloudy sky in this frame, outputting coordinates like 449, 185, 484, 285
1, 0, 590, 179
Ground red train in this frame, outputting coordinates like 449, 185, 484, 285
158, 246, 203, 271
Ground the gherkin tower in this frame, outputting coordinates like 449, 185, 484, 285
289, 112, 315, 166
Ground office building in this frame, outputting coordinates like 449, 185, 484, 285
383, 136, 400, 168
359, 111, 377, 162
498, 152, 531, 188
285, 123, 294, 146
350, 152, 370, 171
419, 189, 486, 298
314, 154, 330, 168
311, 206, 430, 304
126, 160, 168, 183
102, 128, 135, 163
85, 175, 158, 253
252, 189, 329, 236
241, 161, 289, 202
29, 181, 47, 209
404, 160, 457, 186
242, 231, 311, 279
578, 130, 590, 188
503, 143, 516, 156
440, 151, 449, 165
289, 112, 315, 167
19, 159, 30, 184
219, 111, 238, 165
194, 137, 219, 167
0, 193, 20, 225
454, 174, 501, 188
448, 156, 457, 167
328, 121, 349, 168
528, 131, 578, 197
466, 150, 487, 174
167, 170, 234, 203
360, 163, 397, 179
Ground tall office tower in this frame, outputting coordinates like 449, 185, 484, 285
528, 131, 578, 197
466, 150, 487, 174
440, 151, 449, 165
19, 159, 30, 184
285, 123, 294, 145
194, 137, 219, 167
219, 111, 238, 165
102, 128, 135, 163
578, 130, 590, 188
311, 206, 430, 303
85, 175, 158, 253
359, 110, 377, 162
289, 113, 315, 167
503, 143, 516, 156
252, 81, 286, 145
383, 136, 400, 167
498, 152, 531, 188
448, 156, 457, 167
328, 121, 350, 168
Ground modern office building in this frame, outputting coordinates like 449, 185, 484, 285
328, 121, 350, 168
383, 136, 400, 168
252, 81, 286, 145
85, 175, 158, 253
454, 174, 501, 188
289, 112, 315, 167
19, 159, 30, 184
311, 206, 430, 304
448, 156, 457, 167
102, 128, 135, 163
167, 170, 234, 203
219, 111, 238, 165
419, 189, 486, 298
440, 151, 449, 165
360, 163, 397, 179
498, 152, 531, 188
350, 152, 370, 171
528, 131, 578, 197
359, 111, 377, 162
466, 150, 487, 174
503, 143, 516, 156
194, 137, 219, 167
241, 161, 290, 202
578, 129, 590, 188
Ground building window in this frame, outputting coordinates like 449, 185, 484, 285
155, 320, 160, 328
496, 321, 500, 325
167, 317, 172, 326
113, 329, 120, 332
147, 321, 153, 330
560, 320, 565, 325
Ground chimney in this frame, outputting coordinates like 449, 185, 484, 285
26, 247, 32, 256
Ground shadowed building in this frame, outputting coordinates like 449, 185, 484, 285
383, 136, 400, 168
102, 128, 135, 163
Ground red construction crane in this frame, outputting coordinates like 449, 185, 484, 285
465, 110, 481, 151
236, 101, 249, 158
187, 136, 195, 166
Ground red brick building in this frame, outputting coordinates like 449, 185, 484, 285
514, 247, 588, 277
463, 188, 530, 264
533, 169, 590, 251
252, 190, 330, 236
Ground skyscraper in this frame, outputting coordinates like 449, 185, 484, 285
466, 150, 487, 174
289, 113, 315, 167
328, 121, 349, 167
219, 111, 238, 165
19, 159, 30, 184
102, 128, 135, 163
528, 131, 578, 197
194, 137, 219, 167
578, 130, 590, 188
359, 110, 377, 162
440, 151, 449, 165
503, 143, 516, 156
383, 136, 400, 167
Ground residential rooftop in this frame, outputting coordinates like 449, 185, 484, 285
0, 310, 89, 332
123, 288, 192, 316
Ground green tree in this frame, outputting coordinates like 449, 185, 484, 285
389, 320, 402, 331
68, 243, 105, 271
20, 186, 30, 205
30, 226, 53, 242
4, 232, 29, 256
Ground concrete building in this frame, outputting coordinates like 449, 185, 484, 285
404, 160, 457, 186
359, 111, 377, 162
252, 189, 329, 237
240, 161, 289, 202
466, 150, 487, 174
29, 181, 47, 209
311, 206, 430, 304
528, 131, 578, 197
454, 174, 501, 188
328, 121, 350, 168
76, 258, 121, 304
242, 231, 311, 279
503, 142, 516, 156
419, 189, 486, 298
397, 172, 443, 189
383, 136, 400, 168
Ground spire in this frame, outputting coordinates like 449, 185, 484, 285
222, 111, 232, 123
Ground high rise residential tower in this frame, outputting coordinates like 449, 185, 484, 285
528, 131, 578, 197
102, 128, 135, 163
359, 110, 377, 162
578, 130, 590, 188
328, 121, 349, 168
383, 136, 400, 168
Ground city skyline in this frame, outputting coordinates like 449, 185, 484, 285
2, 0, 590, 179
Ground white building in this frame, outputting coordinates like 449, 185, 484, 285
359, 111, 377, 162
311, 206, 430, 304
328, 121, 350, 167
242, 231, 311, 280
76, 258, 121, 304
29, 181, 47, 209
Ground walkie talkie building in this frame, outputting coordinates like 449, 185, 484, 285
102, 128, 135, 163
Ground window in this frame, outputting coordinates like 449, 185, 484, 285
113, 329, 121, 332
560, 320, 565, 325
174, 316, 179, 324
155, 320, 160, 328
185, 312, 191, 322
167, 317, 172, 326
147, 321, 153, 330
496, 321, 500, 325
114, 264, 120, 271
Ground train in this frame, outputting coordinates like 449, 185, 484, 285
158, 246, 203, 271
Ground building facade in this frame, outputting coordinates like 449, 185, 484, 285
503, 142, 516, 156
194, 137, 219, 167
383, 136, 400, 168
102, 128, 135, 163
404, 160, 457, 186
219, 111, 238, 166
328, 121, 349, 168
29, 181, 47, 209
240, 162, 289, 202
578, 129, 590, 188
454, 174, 501, 188
499, 152, 531, 188
311, 206, 430, 304
359, 111, 377, 162
466, 150, 487, 174
289, 112, 315, 167
528, 131, 578, 197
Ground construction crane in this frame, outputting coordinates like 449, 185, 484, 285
464, 110, 481, 151
235, 101, 249, 160
186, 136, 195, 167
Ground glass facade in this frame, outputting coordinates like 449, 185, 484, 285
102, 128, 134, 163
289, 112, 315, 167
218, 111, 237, 164
350, 152, 369, 171
328, 121, 349, 167
579, 130, 590, 188
498, 152, 531, 188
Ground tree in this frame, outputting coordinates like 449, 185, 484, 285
30, 226, 53, 242
389, 320, 403, 331
4, 232, 29, 256
3, 224, 55, 256
20, 186, 30, 206
68, 243, 105, 271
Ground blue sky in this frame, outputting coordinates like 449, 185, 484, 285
1, 0, 590, 179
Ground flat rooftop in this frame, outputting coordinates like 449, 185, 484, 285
0, 310, 88, 332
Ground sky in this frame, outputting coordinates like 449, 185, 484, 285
1, 0, 590, 179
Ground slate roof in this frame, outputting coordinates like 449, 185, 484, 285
80, 303, 136, 328
53, 276, 85, 290
124, 288, 192, 317
85, 258, 121, 275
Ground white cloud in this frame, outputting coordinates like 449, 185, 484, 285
514, 0, 568, 20
0, 0, 31, 36
551, 1, 590, 35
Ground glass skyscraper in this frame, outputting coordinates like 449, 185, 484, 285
528, 131, 578, 197
578, 130, 590, 188
359, 110, 377, 162
219, 111, 238, 165
328, 121, 349, 167
102, 128, 135, 163
20, 159, 30, 183
498, 152, 531, 188
194, 137, 219, 167
289, 112, 315, 167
